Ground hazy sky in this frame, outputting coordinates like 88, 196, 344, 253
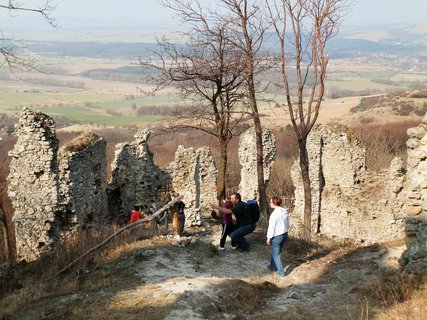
1, 0, 426, 36
54, 0, 427, 25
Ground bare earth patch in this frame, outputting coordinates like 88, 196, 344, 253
1, 222, 408, 320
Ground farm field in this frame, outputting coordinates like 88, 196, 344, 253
0, 26, 427, 130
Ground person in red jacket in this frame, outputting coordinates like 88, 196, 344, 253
129, 205, 142, 224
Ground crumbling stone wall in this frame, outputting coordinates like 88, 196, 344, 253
400, 113, 427, 274
238, 127, 276, 200
58, 132, 107, 227
8, 109, 114, 262
291, 123, 406, 243
7, 108, 60, 262
172, 145, 217, 226
109, 129, 171, 222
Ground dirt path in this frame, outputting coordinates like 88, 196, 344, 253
6, 223, 405, 320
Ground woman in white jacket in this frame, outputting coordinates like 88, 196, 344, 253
266, 196, 290, 277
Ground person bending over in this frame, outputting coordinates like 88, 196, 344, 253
211, 193, 254, 252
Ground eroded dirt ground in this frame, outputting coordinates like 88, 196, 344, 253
2, 222, 406, 320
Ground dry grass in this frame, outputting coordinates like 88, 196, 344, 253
371, 273, 424, 306
63, 131, 101, 152
1, 96, 426, 319
199, 279, 279, 319
1, 226, 426, 320
0, 222, 159, 317
351, 120, 419, 171
370, 274, 427, 320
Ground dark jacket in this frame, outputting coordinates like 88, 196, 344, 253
231, 202, 252, 227
172, 201, 185, 215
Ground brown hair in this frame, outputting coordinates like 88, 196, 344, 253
270, 196, 282, 206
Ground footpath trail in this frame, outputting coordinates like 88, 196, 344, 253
8, 223, 405, 320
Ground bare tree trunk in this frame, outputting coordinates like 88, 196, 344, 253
236, 0, 268, 220
217, 138, 228, 202
266, 0, 349, 239
298, 139, 312, 241
0, 206, 13, 260
252, 98, 268, 220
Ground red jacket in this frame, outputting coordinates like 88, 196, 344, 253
129, 210, 141, 224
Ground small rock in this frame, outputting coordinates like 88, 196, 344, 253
289, 291, 302, 300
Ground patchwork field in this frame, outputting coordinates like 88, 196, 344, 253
0, 26, 426, 131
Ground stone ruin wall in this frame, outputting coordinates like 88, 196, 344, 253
7, 108, 60, 262
6, 112, 279, 261
172, 145, 218, 226
109, 129, 171, 222
400, 113, 427, 275
238, 127, 276, 200
291, 123, 407, 244
9, 110, 278, 260
57, 131, 108, 227
11, 108, 425, 273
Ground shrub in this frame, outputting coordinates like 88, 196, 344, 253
351, 120, 419, 171
408, 89, 427, 99
413, 102, 427, 116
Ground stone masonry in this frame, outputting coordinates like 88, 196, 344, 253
238, 127, 276, 200
291, 123, 407, 244
8, 109, 115, 262
9, 108, 427, 272
7, 108, 60, 262
172, 145, 217, 226
109, 129, 171, 223
58, 131, 108, 227
400, 113, 427, 275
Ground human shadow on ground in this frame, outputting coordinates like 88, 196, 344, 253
1, 222, 410, 320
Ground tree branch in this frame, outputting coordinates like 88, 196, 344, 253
56, 195, 183, 275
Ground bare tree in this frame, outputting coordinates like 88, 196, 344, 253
148, 0, 271, 216
219, 0, 270, 218
266, 0, 351, 239
0, 140, 15, 260
141, 0, 250, 201
0, 204, 12, 260
0, 0, 56, 73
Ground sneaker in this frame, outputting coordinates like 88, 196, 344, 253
231, 246, 237, 250
217, 246, 225, 251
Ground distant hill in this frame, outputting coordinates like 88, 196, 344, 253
24, 41, 157, 59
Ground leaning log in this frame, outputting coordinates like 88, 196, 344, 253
56, 195, 182, 275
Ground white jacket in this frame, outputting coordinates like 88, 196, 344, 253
266, 206, 290, 239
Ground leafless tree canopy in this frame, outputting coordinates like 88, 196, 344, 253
142, 0, 261, 200
143, 1, 279, 209
266, 0, 352, 239
266, 0, 352, 133
0, 0, 56, 73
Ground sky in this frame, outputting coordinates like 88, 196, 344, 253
0, 0, 426, 38
53, 0, 427, 25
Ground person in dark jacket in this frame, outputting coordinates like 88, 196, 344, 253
210, 193, 254, 252
171, 192, 185, 236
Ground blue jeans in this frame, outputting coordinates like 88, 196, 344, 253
269, 233, 288, 276
230, 224, 254, 251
